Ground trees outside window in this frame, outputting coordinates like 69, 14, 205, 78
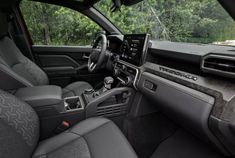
20, 1, 102, 46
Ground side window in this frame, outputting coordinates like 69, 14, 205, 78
20, 1, 102, 46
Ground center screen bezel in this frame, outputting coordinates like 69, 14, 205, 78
119, 34, 149, 66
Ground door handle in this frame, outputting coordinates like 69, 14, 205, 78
82, 53, 90, 59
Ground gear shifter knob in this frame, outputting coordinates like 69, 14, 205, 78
104, 76, 114, 91
104, 76, 114, 85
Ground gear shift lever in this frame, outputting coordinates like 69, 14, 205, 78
103, 76, 114, 92
85, 77, 114, 98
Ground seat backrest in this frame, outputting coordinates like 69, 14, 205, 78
0, 12, 49, 90
0, 89, 40, 158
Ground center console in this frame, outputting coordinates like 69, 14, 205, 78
114, 34, 150, 88
15, 85, 85, 117
15, 78, 135, 140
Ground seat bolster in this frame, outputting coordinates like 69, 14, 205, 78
0, 63, 33, 90
32, 132, 80, 158
62, 81, 92, 98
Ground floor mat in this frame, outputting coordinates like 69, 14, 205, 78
151, 129, 227, 158
124, 113, 178, 158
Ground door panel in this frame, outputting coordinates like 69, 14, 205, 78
32, 45, 108, 87
39, 55, 80, 67
33, 45, 92, 65
20, 1, 112, 87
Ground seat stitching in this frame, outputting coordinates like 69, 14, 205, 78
82, 135, 93, 158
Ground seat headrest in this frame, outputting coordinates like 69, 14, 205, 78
0, 12, 8, 39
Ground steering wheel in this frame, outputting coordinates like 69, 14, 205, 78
88, 33, 107, 72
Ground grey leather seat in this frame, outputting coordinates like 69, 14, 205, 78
0, 12, 92, 97
0, 89, 137, 158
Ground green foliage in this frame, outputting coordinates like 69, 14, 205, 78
20, 1, 101, 45
20, 0, 235, 46
96, 0, 235, 44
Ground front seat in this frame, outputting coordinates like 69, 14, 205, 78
0, 89, 137, 158
0, 12, 92, 97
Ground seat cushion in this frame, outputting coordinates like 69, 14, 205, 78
33, 117, 137, 158
62, 81, 93, 98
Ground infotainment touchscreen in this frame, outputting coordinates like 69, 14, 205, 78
120, 34, 149, 66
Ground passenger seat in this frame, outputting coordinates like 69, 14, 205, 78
0, 12, 92, 97
0, 89, 137, 158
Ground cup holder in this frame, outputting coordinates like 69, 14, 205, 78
64, 96, 83, 111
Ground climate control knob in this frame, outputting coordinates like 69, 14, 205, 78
114, 68, 120, 76
122, 65, 126, 71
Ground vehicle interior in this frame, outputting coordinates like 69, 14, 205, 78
0, 0, 235, 157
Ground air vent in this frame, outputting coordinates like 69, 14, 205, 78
97, 104, 127, 117
201, 54, 235, 78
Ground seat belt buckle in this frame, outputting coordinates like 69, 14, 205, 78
54, 121, 70, 134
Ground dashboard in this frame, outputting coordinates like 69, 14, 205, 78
107, 33, 235, 157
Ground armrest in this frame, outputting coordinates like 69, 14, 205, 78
15, 85, 62, 107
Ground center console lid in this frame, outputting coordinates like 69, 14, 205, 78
15, 85, 62, 107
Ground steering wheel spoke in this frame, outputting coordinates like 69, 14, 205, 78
89, 62, 97, 71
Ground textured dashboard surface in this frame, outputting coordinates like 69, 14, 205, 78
140, 62, 235, 121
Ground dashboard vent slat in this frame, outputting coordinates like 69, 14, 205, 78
201, 54, 235, 78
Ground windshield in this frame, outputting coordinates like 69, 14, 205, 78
95, 0, 235, 46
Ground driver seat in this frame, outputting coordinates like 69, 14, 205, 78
0, 12, 92, 97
